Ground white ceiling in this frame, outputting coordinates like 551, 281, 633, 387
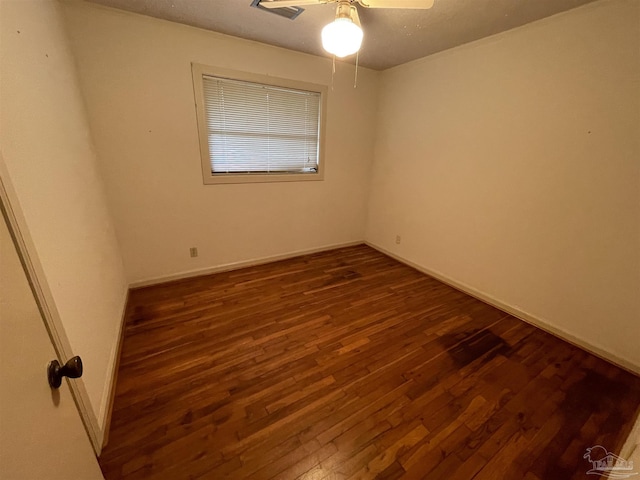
84, 0, 599, 70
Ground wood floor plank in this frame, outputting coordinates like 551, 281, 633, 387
100, 244, 640, 479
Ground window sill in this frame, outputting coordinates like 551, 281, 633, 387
203, 171, 324, 185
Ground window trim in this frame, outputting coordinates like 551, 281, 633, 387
191, 63, 328, 185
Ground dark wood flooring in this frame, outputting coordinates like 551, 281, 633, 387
99, 244, 640, 479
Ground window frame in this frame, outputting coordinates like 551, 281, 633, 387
191, 63, 328, 185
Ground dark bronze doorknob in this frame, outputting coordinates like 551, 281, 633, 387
47, 356, 83, 389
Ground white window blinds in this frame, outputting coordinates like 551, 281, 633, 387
202, 75, 321, 175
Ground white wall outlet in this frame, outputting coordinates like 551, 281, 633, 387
395, 235, 401, 245
189, 247, 198, 258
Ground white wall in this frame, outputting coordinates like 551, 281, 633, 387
366, 0, 640, 372
55, 0, 638, 374
0, 0, 129, 428
60, 1, 379, 285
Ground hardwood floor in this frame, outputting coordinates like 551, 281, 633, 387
99, 245, 640, 479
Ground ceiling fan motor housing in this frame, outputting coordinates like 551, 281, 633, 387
336, 1, 359, 24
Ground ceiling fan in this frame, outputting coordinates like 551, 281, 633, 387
260, 0, 434, 8
260, 0, 435, 58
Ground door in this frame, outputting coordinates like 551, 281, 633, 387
0, 209, 104, 479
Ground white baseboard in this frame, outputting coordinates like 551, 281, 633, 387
129, 241, 364, 289
365, 241, 640, 377
617, 414, 640, 466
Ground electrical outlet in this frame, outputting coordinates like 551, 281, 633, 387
395, 235, 401, 245
189, 247, 198, 258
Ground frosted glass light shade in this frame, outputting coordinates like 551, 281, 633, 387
321, 18, 363, 58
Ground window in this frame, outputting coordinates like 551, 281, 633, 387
192, 64, 327, 184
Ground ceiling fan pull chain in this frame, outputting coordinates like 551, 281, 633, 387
354, 50, 359, 89
331, 55, 336, 91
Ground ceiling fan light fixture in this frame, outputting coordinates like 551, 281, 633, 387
321, 4, 363, 58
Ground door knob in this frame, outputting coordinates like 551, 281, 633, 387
47, 356, 83, 389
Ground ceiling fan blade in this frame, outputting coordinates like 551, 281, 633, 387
258, 0, 332, 8
357, 0, 434, 8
